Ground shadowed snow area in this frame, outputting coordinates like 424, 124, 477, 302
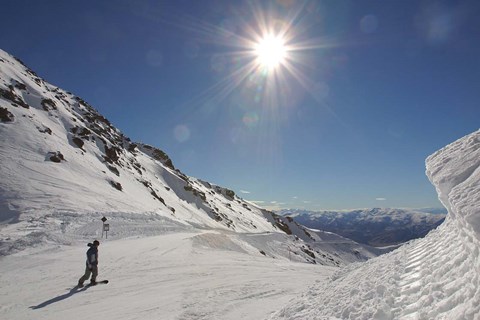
270, 129, 480, 320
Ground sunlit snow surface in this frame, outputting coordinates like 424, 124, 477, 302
270, 129, 480, 320
1, 45, 479, 320
0, 231, 334, 320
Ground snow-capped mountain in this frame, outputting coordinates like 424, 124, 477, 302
277, 208, 446, 247
0, 49, 378, 264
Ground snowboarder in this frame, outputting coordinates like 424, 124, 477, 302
78, 240, 100, 287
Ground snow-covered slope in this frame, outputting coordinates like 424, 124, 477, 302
0, 48, 379, 265
271, 129, 480, 319
277, 208, 446, 246
0, 231, 338, 320
0, 48, 269, 229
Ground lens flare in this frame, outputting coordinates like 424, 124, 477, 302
254, 34, 287, 69
174, 124, 190, 143
165, 2, 341, 161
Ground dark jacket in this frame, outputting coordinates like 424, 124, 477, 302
86, 243, 98, 269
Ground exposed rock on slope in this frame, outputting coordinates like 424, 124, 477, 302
0, 49, 379, 264
0, 49, 277, 232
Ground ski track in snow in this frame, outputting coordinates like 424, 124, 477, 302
269, 219, 480, 320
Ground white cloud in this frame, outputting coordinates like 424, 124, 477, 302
376, 198, 387, 201
240, 190, 251, 194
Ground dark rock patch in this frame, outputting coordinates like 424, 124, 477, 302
41, 98, 56, 111
72, 137, 84, 149
104, 145, 120, 164
0, 107, 14, 122
107, 165, 120, 176
0, 87, 29, 108
109, 180, 122, 191
48, 151, 65, 163
37, 126, 52, 135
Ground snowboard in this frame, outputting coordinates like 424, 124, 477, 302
88, 280, 109, 286
78, 280, 109, 288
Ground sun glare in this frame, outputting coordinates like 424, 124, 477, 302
169, 2, 336, 162
254, 34, 287, 69
175, 1, 335, 122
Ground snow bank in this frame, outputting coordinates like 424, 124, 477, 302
426, 130, 480, 238
271, 129, 480, 320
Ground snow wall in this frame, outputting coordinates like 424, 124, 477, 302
272, 129, 480, 320
426, 129, 480, 241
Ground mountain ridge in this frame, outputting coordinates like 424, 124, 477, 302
277, 207, 446, 246
0, 48, 379, 264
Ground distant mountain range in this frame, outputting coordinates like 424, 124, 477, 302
276, 208, 446, 247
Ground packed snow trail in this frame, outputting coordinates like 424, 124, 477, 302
270, 129, 480, 320
0, 231, 334, 320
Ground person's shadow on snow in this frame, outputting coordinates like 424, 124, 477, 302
30, 286, 89, 309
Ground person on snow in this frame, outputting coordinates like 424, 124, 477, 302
78, 240, 100, 287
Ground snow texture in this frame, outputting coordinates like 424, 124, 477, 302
1, 47, 479, 320
0, 231, 335, 320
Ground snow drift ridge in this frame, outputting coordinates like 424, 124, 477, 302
271, 130, 480, 319
426, 130, 480, 238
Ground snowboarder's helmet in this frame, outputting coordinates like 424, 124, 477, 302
93, 240, 100, 246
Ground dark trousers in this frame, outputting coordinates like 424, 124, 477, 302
78, 265, 98, 284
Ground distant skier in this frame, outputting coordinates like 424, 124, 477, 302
78, 240, 100, 287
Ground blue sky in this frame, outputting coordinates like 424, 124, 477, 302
1, 0, 479, 211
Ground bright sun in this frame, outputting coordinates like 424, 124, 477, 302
254, 34, 287, 69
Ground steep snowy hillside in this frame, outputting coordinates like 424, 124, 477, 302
0, 49, 263, 227
0, 49, 378, 264
271, 129, 480, 319
278, 208, 446, 246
